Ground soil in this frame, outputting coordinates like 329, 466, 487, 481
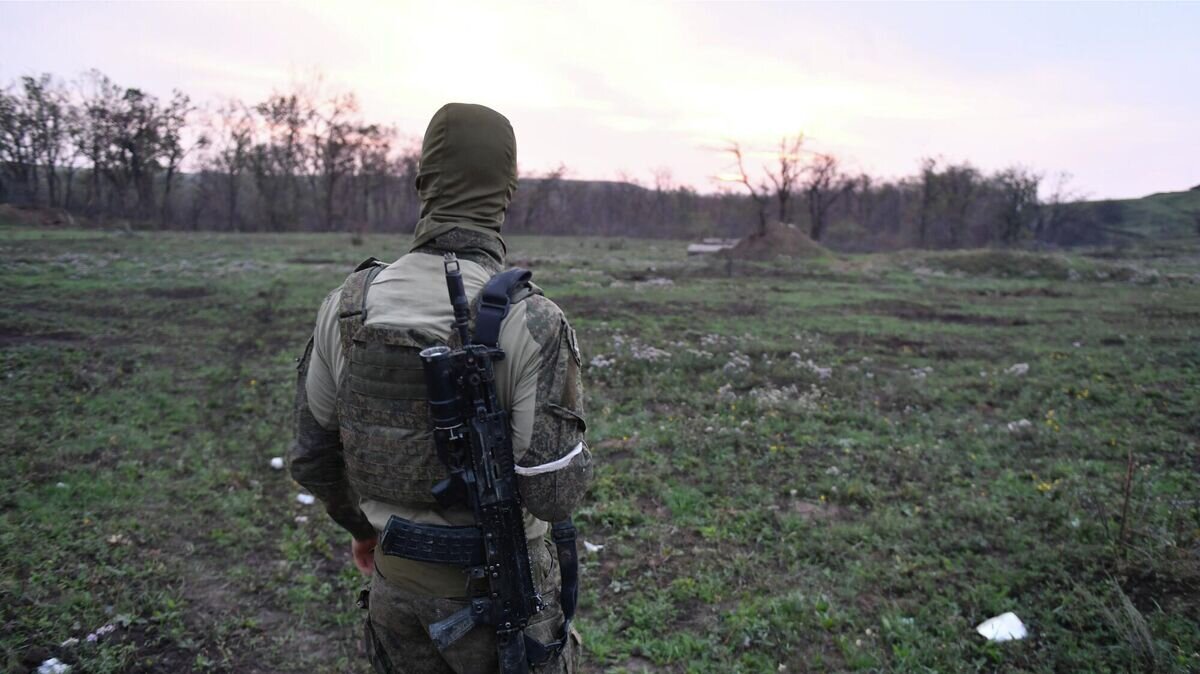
726, 222, 829, 260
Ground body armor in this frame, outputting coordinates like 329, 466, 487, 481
335, 261, 449, 505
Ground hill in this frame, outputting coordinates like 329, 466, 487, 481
1072, 185, 1200, 240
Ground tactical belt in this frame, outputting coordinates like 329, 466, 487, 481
380, 515, 580, 663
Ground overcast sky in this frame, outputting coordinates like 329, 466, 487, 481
2, 1, 1197, 199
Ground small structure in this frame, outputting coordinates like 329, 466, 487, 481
686, 238, 740, 256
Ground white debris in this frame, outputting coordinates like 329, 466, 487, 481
85, 624, 116, 642
38, 658, 71, 674
1006, 419, 1033, 433
1072, 341, 1082, 348
589, 355, 615, 369
56, 482, 68, 489
60, 637, 79, 647
269, 456, 284, 470
976, 612, 1028, 642
583, 541, 605, 554
294, 515, 309, 524
296, 493, 316, 505
635, 277, 674, 289
1005, 363, 1030, 376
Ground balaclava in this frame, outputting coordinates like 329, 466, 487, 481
410, 103, 517, 262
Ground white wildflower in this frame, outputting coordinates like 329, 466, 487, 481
630, 344, 671, 361
722, 352, 752, 375
296, 493, 316, 505
791, 354, 833, 380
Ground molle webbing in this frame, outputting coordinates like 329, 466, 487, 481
335, 260, 447, 506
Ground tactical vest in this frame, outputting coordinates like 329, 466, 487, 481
334, 256, 534, 506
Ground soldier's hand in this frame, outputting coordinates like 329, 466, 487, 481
351, 535, 377, 576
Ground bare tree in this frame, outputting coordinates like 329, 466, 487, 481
803, 153, 847, 241
199, 100, 255, 230
309, 91, 360, 231
21, 74, 73, 208
1035, 172, 1078, 243
722, 141, 769, 236
994, 166, 1041, 245
938, 163, 980, 247
158, 91, 198, 226
253, 90, 315, 229
517, 163, 567, 232
766, 134, 803, 224
0, 81, 37, 204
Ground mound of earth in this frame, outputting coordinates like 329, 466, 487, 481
0, 203, 76, 228
727, 221, 829, 260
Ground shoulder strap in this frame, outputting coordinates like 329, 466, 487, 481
473, 267, 533, 348
337, 259, 388, 357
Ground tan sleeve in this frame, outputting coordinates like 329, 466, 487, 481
305, 288, 344, 429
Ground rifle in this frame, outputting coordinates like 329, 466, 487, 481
419, 253, 543, 674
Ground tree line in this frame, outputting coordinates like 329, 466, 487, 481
1, 69, 1117, 247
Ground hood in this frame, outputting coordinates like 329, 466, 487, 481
410, 103, 517, 255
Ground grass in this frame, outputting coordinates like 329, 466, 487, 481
1, 223, 1198, 673
1080, 188, 1200, 240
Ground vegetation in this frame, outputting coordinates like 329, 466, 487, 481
4, 70, 1197, 248
2, 219, 1197, 672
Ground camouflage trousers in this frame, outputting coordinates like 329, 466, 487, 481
364, 538, 580, 674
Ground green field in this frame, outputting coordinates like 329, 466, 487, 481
1, 225, 1198, 673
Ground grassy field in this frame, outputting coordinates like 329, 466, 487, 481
1, 224, 1198, 673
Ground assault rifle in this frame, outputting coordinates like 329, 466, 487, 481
417, 253, 543, 674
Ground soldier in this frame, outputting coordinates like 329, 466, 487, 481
290, 103, 593, 673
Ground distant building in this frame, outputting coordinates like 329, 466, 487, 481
686, 238, 740, 255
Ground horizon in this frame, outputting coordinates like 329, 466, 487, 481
1, 1, 1198, 200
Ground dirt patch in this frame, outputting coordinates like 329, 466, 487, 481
290, 255, 343, 263
1005, 286, 1070, 298
851, 299, 1033, 326
0, 327, 87, 347
558, 294, 767, 322
727, 222, 828, 261
145, 286, 212, 300
594, 435, 640, 462
786, 500, 846, 521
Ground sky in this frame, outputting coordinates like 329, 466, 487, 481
1, 0, 1197, 199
